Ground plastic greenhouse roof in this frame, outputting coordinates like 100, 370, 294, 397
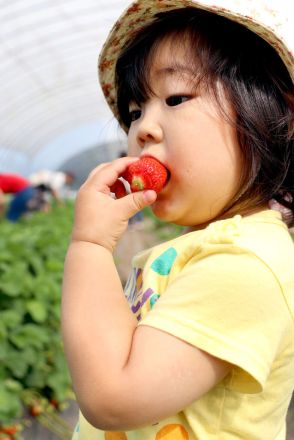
0, 0, 129, 167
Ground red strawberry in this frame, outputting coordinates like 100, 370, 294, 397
0, 425, 18, 435
30, 403, 43, 417
49, 398, 59, 409
110, 179, 126, 199
123, 157, 168, 193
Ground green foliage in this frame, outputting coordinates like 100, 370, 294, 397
0, 202, 74, 425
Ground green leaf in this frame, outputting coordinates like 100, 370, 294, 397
25, 346, 39, 363
25, 369, 47, 389
0, 280, 21, 297
27, 254, 44, 275
0, 320, 7, 338
0, 309, 23, 329
5, 350, 29, 378
0, 385, 23, 422
9, 324, 50, 349
0, 261, 34, 297
47, 371, 71, 401
26, 300, 48, 322
0, 339, 10, 360
45, 258, 64, 272
4, 378, 23, 392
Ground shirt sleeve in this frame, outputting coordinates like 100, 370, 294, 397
139, 248, 289, 393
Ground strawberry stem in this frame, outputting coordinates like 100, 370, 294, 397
132, 177, 145, 191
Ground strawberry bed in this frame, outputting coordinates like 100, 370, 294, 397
0, 202, 75, 438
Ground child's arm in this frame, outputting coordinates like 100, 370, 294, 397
61, 158, 231, 431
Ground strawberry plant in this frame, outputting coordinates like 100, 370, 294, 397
0, 202, 74, 428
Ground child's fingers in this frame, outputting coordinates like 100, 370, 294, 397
86, 157, 138, 187
118, 190, 157, 218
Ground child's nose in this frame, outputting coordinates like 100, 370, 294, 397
136, 112, 163, 148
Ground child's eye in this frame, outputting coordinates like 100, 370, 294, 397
129, 109, 142, 122
166, 95, 191, 106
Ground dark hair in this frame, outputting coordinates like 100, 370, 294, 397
115, 8, 294, 225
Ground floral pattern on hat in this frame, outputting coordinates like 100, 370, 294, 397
98, 0, 294, 130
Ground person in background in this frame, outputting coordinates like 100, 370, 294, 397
29, 170, 75, 204
0, 173, 51, 222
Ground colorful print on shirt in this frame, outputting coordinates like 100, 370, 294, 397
124, 247, 177, 321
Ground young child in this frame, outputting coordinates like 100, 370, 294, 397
62, 1, 294, 439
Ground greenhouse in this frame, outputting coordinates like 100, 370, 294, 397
0, 0, 128, 180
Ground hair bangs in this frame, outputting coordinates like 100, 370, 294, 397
116, 35, 162, 128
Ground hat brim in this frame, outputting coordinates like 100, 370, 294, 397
98, 0, 294, 129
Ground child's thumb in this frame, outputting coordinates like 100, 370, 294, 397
122, 190, 157, 218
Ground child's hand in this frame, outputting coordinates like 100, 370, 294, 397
71, 157, 157, 252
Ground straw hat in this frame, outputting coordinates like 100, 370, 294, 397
98, 0, 294, 125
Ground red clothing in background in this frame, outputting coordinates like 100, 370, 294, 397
0, 174, 30, 193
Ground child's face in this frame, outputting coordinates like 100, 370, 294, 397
127, 38, 243, 228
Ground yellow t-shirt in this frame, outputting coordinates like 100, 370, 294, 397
72, 210, 294, 440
